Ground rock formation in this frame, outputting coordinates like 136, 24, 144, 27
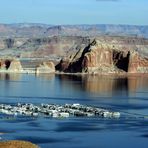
0, 59, 23, 72
128, 51, 148, 73
7, 59, 23, 72
0, 59, 6, 70
81, 40, 117, 73
56, 39, 148, 74
0, 34, 148, 74
36, 61, 55, 73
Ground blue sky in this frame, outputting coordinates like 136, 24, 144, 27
0, 0, 147, 25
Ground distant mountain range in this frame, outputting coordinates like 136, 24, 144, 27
0, 23, 148, 38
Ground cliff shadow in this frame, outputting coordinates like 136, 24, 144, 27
113, 51, 130, 72
5, 60, 11, 69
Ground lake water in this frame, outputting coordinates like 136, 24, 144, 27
0, 73, 148, 148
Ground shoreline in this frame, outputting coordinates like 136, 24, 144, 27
0, 69, 148, 77
0, 140, 39, 148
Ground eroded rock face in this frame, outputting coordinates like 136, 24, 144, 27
81, 40, 116, 73
36, 61, 55, 73
0, 59, 23, 72
56, 39, 118, 73
56, 39, 148, 74
56, 47, 86, 72
0, 59, 6, 70
8, 59, 23, 72
56, 58, 71, 72
128, 51, 148, 73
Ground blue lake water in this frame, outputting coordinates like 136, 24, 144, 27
0, 73, 148, 148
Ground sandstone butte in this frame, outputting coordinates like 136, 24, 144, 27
0, 140, 39, 148
56, 39, 148, 74
0, 59, 55, 74
0, 59, 23, 72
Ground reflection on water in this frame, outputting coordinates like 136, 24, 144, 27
58, 74, 148, 97
128, 76, 148, 92
0, 73, 148, 99
0, 73, 22, 81
0, 73, 148, 148
83, 75, 115, 94
35, 73, 55, 80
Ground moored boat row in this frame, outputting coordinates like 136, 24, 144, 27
0, 103, 120, 118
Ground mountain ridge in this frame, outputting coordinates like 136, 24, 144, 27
0, 23, 148, 38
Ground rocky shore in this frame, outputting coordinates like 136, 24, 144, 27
0, 103, 120, 118
0, 140, 39, 148
0, 59, 55, 74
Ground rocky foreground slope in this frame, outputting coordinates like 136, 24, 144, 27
0, 140, 39, 148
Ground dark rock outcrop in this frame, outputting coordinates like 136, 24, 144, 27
113, 50, 130, 72
4, 38, 15, 48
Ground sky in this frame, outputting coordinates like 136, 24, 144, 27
0, 0, 147, 25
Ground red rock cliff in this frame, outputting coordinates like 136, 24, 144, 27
56, 38, 148, 74
128, 51, 148, 73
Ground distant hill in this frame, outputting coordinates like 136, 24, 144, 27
0, 24, 148, 38
0, 24, 148, 60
